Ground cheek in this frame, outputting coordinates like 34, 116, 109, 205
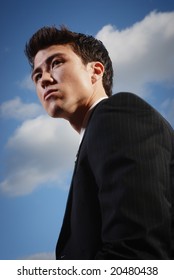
69, 72, 92, 92
36, 87, 45, 105
36, 84, 42, 98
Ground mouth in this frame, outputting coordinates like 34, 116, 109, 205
44, 89, 58, 101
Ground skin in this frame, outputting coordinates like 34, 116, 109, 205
32, 44, 107, 132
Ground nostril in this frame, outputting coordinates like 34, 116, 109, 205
41, 74, 54, 88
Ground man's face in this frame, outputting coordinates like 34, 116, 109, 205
32, 44, 95, 121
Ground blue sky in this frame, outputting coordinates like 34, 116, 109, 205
0, 0, 174, 260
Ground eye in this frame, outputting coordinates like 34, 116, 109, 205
52, 59, 63, 68
33, 73, 42, 83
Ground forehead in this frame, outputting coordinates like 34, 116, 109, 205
33, 44, 76, 68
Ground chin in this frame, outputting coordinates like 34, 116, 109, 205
48, 108, 64, 119
47, 111, 58, 118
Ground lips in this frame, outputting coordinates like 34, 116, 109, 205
44, 89, 58, 101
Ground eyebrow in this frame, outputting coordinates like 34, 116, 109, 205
31, 52, 65, 80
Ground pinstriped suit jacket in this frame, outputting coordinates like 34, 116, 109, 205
56, 92, 174, 259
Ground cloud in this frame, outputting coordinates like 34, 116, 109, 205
0, 115, 79, 196
0, 97, 44, 121
96, 11, 174, 97
22, 252, 55, 260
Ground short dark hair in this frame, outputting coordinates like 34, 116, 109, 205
25, 26, 113, 96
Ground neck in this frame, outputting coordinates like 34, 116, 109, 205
69, 91, 108, 133
68, 107, 88, 133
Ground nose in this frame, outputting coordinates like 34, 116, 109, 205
41, 71, 54, 88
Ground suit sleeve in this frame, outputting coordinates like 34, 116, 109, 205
87, 93, 172, 259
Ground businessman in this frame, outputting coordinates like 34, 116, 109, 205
25, 26, 174, 259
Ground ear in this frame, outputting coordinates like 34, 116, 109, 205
91, 62, 104, 84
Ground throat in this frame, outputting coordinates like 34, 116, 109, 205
68, 107, 90, 134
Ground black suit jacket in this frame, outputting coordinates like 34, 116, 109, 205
56, 92, 174, 259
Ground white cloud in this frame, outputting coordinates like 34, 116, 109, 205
96, 11, 174, 97
22, 251, 55, 260
0, 97, 44, 121
0, 115, 79, 196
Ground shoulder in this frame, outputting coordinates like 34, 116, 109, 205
87, 92, 173, 143
91, 92, 152, 117
90, 92, 153, 123
93, 92, 172, 130
98, 92, 155, 111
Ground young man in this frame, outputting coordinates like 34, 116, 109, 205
25, 26, 174, 259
